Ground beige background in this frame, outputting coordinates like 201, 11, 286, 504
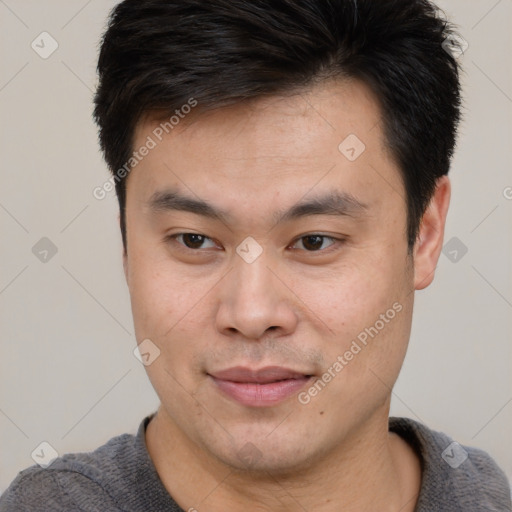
1, 0, 511, 492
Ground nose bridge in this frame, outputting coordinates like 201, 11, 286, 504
216, 247, 297, 339
230, 249, 277, 307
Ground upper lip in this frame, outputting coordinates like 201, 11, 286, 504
209, 366, 311, 384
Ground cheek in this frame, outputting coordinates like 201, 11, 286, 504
128, 259, 211, 398
290, 253, 407, 337
289, 247, 412, 384
128, 249, 186, 339
127, 248, 219, 369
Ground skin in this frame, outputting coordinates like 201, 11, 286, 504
122, 78, 450, 511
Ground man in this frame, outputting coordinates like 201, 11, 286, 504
1, 0, 510, 510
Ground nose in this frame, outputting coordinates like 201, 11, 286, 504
215, 251, 299, 341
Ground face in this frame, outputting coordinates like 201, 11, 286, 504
123, 79, 431, 474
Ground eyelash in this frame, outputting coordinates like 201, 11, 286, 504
164, 233, 344, 254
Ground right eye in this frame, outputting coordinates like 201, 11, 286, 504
166, 233, 218, 250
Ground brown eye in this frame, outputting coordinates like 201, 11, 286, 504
293, 235, 336, 252
302, 235, 324, 251
173, 233, 216, 250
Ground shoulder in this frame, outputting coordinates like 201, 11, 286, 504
0, 431, 138, 512
390, 417, 512, 511
0, 465, 121, 511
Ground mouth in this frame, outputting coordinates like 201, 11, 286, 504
208, 366, 313, 407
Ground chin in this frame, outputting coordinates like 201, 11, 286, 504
223, 447, 312, 477
202, 426, 318, 477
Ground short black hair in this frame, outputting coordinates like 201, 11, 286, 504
93, 0, 463, 251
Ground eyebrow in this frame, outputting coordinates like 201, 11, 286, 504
147, 188, 368, 224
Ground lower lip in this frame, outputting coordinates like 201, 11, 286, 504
210, 376, 311, 407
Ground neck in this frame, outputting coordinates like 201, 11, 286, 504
146, 406, 421, 512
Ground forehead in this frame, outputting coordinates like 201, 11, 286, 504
127, 79, 403, 222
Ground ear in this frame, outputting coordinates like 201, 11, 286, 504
413, 176, 451, 290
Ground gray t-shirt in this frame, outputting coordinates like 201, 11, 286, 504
1, 415, 510, 511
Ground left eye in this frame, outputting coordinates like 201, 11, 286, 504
174, 233, 217, 249
291, 235, 336, 251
